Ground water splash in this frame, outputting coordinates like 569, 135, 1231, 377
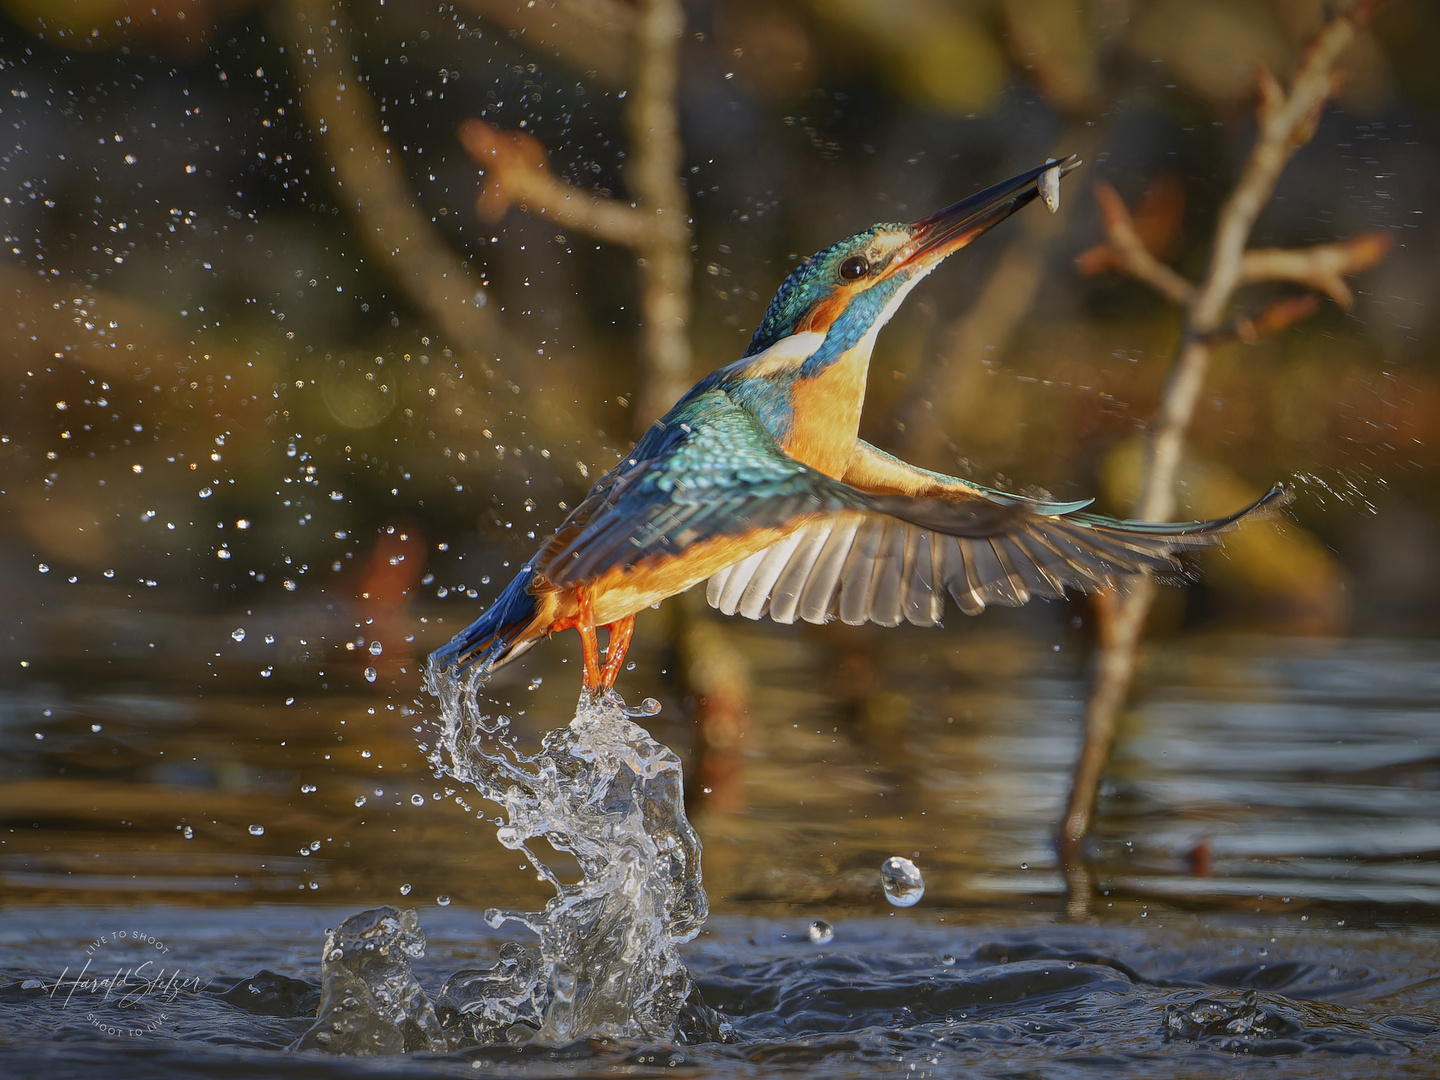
423, 665, 722, 1046
1287, 467, 1381, 515
292, 907, 446, 1055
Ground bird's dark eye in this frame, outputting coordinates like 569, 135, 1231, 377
839, 255, 870, 281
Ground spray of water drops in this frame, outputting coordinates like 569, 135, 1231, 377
401, 662, 726, 1045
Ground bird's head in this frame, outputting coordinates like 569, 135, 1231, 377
744, 158, 1078, 375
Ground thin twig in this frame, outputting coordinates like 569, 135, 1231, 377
1240, 232, 1392, 309
1060, 0, 1385, 919
1085, 180, 1195, 306
1140, 3, 1376, 523
459, 121, 660, 248
459, 0, 693, 428
626, 0, 693, 423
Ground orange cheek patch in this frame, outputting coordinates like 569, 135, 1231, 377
797, 291, 851, 336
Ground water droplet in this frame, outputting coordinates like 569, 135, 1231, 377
940, 954, 956, 966
37, 563, 49, 574
198, 486, 213, 498
231, 628, 246, 642
368, 640, 383, 656
264, 633, 276, 644
90, 723, 102, 733
436, 894, 451, 907
301, 783, 317, 793
527, 676, 544, 691
1020, 862, 1029, 870
360, 749, 372, 759
400, 883, 412, 896
355, 796, 367, 807
410, 794, 424, 806
248, 824, 266, 836
364, 667, 378, 682
808, 919, 834, 944
182, 825, 194, 839
880, 856, 925, 907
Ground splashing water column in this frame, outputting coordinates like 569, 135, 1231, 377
423, 669, 718, 1045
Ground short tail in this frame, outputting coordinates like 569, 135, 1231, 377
427, 571, 540, 682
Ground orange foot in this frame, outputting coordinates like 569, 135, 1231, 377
551, 587, 636, 696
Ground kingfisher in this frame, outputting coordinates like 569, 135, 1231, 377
429, 159, 1282, 696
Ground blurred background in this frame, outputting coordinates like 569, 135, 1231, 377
0, 0, 1437, 921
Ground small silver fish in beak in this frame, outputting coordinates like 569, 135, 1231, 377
1038, 160, 1062, 213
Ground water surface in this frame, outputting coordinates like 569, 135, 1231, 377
2, 604, 1438, 1075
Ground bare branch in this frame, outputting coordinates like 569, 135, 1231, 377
626, 0, 694, 423
1240, 232, 1393, 310
458, 0, 693, 428
1079, 180, 1195, 306
1061, 0, 1385, 915
277, 0, 506, 371
459, 120, 658, 248
1195, 1, 1379, 333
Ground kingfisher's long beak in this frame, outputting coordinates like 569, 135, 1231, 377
887, 156, 1081, 277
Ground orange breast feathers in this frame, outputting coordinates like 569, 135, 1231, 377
782, 336, 876, 478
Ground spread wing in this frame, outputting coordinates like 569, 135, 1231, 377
532, 388, 1282, 625
705, 440, 1286, 627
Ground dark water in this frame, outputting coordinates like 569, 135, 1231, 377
1, 906, 1438, 1077
2, 604, 1439, 1075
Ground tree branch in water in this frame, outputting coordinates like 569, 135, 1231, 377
1060, 0, 1388, 919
